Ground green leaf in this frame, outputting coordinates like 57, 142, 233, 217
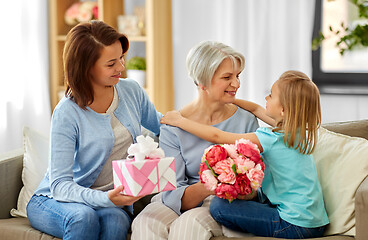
311, 32, 326, 51
312, 0, 368, 55
231, 164, 238, 175
205, 160, 218, 177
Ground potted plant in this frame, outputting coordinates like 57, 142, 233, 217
312, 0, 368, 55
126, 56, 146, 87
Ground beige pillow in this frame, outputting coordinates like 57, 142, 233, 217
10, 127, 49, 217
313, 127, 368, 236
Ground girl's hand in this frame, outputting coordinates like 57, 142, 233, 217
108, 185, 143, 206
160, 110, 183, 127
237, 190, 257, 201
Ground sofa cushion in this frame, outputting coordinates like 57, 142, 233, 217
313, 127, 368, 236
0, 218, 60, 240
210, 236, 353, 240
11, 127, 49, 218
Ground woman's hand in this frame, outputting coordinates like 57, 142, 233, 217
160, 110, 184, 127
108, 185, 143, 206
181, 181, 215, 211
198, 181, 216, 196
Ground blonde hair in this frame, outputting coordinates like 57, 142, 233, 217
186, 41, 245, 87
274, 70, 321, 155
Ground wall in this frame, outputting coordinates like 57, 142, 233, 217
171, 0, 368, 124
320, 95, 368, 123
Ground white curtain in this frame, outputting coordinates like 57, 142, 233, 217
172, 0, 316, 110
0, 0, 50, 153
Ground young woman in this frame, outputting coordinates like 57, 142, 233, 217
131, 41, 271, 240
26, 21, 162, 240
161, 71, 329, 239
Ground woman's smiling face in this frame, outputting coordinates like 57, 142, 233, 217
208, 58, 241, 104
90, 40, 125, 88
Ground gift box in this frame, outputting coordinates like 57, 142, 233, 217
112, 157, 176, 196
112, 135, 176, 196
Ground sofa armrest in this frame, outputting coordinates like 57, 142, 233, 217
355, 176, 368, 240
0, 149, 24, 219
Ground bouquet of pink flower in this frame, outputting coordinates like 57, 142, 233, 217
199, 139, 265, 202
65, 1, 99, 26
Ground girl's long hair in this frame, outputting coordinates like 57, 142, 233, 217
274, 70, 321, 154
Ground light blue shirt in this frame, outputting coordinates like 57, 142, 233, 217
35, 79, 162, 209
160, 107, 259, 215
255, 127, 329, 228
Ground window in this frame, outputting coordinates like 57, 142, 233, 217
312, 0, 368, 94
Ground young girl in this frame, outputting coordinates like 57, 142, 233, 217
160, 70, 329, 239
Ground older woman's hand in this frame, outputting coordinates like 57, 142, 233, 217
108, 185, 143, 206
160, 110, 184, 127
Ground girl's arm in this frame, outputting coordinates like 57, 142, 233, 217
234, 99, 276, 127
160, 111, 263, 152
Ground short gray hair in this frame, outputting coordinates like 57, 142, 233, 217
186, 41, 245, 87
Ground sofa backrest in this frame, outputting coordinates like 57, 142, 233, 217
323, 119, 368, 140
0, 149, 23, 219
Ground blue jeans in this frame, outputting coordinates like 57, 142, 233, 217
210, 197, 326, 239
27, 195, 132, 240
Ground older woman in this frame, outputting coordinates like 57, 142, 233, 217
131, 41, 259, 240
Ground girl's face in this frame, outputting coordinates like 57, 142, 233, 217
265, 81, 284, 122
90, 40, 125, 88
208, 58, 241, 104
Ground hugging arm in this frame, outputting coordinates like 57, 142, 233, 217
161, 111, 263, 152
234, 99, 275, 127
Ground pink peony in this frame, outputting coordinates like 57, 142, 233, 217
236, 138, 259, 150
205, 145, 228, 167
223, 144, 239, 159
65, 2, 98, 26
92, 5, 98, 18
259, 161, 265, 171
65, 2, 81, 25
199, 163, 209, 183
215, 183, 238, 202
247, 164, 264, 190
200, 142, 265, 204
234, 156, 255, 174
65, 3, 81, 18
213, 159, 236, 184
236, 139, 261, 164
234, 174, 252, 196
201, 170, 218, 191
77, 8, 93, 22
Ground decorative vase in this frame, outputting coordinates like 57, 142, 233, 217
127, 70, 146, 88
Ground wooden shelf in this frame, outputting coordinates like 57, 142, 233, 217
58, 85, 66, 92
49, 0, 174, 113
56, 35, 67, 41
126, 35, 147, 42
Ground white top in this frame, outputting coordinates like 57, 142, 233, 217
91, 86, 133, 191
